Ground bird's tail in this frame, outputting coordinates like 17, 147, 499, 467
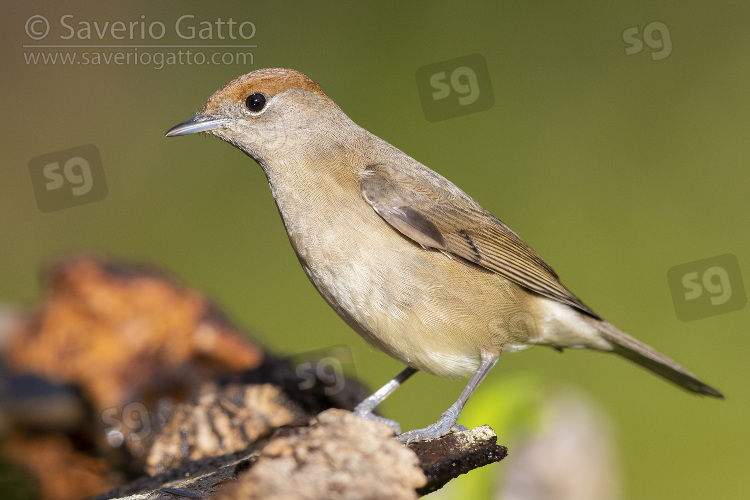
591, 319, 724, 398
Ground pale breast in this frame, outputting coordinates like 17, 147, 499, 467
269, 170, 534, 379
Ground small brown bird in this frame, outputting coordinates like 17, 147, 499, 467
166, 68, 723, 442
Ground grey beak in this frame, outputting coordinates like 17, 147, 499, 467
165, 115, 228, 137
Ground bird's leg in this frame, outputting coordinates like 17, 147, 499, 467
397, 351, 499, 443
353, 366, 418, 434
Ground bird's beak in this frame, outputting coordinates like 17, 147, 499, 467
165, 115, 229, 137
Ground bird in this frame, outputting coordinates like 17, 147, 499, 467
166, 68, 723, 442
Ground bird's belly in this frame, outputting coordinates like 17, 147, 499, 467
286, 209, 532, 379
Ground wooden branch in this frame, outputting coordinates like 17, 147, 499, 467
1, 254, 507, 500
89, 411, 505, 500
411, 425, 507, 496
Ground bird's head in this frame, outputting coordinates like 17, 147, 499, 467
166, 68, 348, 165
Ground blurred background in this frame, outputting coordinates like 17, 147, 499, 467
1, 1, 748, 498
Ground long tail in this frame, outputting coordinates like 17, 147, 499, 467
591, 319, 724, 399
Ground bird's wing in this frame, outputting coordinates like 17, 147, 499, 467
360, 162, 598, 318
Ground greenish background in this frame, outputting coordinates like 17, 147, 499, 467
1, 1, 748, 498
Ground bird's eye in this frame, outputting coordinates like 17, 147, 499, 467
245, 93, 267, 113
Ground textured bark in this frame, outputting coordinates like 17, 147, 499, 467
1, 254, 506, 500
90, 412, 505, 500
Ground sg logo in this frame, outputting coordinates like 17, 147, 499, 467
296, 356, 346, 397
682, 267, 733, 306
623, 21, 672, 61
430, 66, 481, 106
416, 54, 494, 122
668, 254, 746, 321
44, 156, 95, 196
291, 345, 355, 397
29, 144, 107, 212
101, 402, 153, 448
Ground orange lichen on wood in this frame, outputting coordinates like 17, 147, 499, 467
5, 254, 264, 410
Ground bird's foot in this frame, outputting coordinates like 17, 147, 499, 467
353, 408, 402, 434
396, 407, 465, 444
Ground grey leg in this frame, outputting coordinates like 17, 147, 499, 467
353, 366, 418, 433
397, 351, 499, 443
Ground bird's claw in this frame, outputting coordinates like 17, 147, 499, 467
353, 410, 402, 434
396, 411, 463, 444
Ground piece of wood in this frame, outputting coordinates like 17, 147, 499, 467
91, 411, 505, 500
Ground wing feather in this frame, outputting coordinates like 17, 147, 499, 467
360, 162, 598, 318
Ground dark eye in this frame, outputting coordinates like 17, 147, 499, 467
245, 93, 266, 112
